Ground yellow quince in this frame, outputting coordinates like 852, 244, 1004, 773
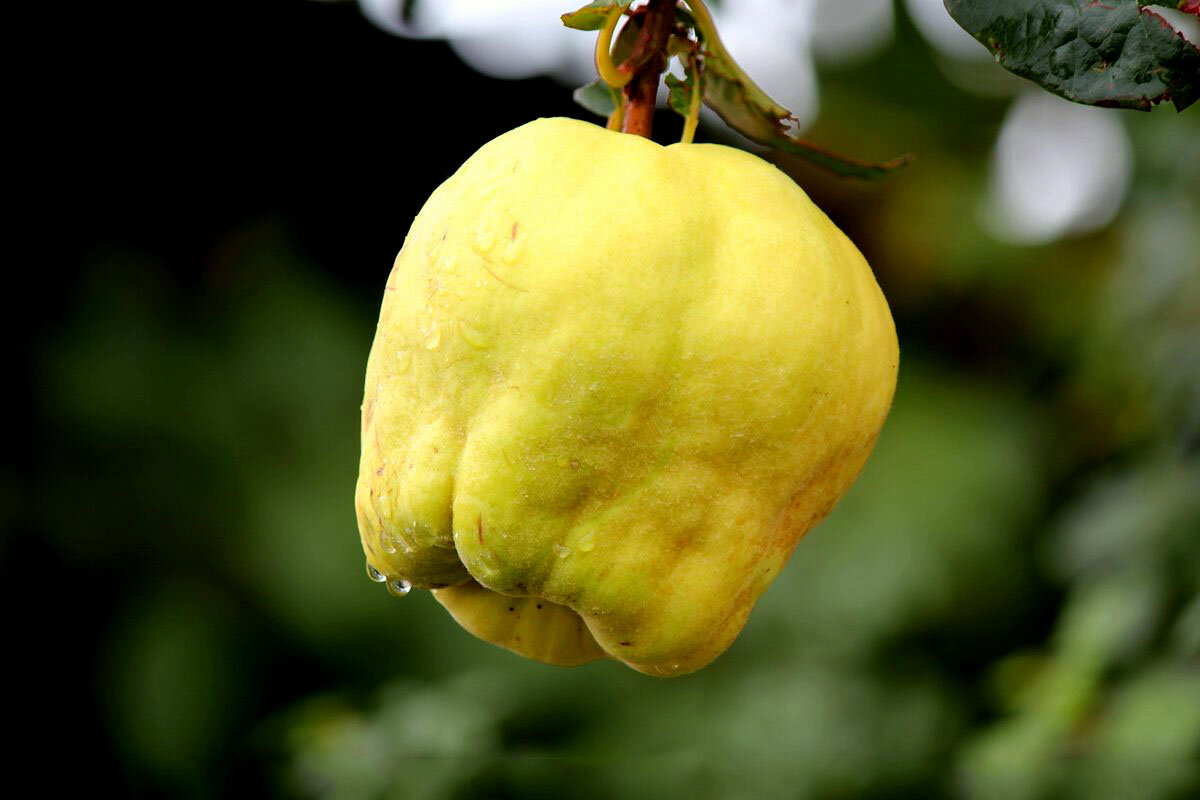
355, 117, 897, 676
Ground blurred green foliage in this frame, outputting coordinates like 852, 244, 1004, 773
25, 2, 1200, 798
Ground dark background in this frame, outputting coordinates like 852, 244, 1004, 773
13, 1, 1199, 797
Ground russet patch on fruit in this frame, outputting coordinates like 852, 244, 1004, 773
355, 117, 898, 676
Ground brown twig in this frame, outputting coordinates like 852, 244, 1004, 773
621, 0, 676, 138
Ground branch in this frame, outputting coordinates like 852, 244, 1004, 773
621, 0, 675, 138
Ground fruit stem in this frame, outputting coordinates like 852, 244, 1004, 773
621, 0, 675, 139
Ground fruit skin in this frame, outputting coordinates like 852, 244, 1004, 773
356, 117, 898, 676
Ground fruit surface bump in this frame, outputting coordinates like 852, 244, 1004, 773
356, 117, 898, 676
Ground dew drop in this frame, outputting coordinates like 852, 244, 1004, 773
457, 320, 492, 349
500, 236, 524, 266
387, 578, 413, 597
578, 532, 595, 553
472, 222, 496, 254
394, 350, 412, 374
366, 563, 386, 583
380, 530, 397, 554
472, 549, 501, 585
417, 310, 436, 341
553, 544, 571, 559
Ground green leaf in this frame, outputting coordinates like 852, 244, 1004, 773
695, 36, 912, 178
665, 74, 693, 119
573, 80, 619, 118
564, 0, 911, 177
944, 0, 1200, 111
561, 0, 633, 31
611, 9, 644, 63
666, 56, 703, 119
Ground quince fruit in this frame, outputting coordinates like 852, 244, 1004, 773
355, 117, 897, 676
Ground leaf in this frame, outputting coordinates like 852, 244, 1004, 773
672, 0, 911, 178
564, 0, 912, 177
562, 1, 644, 81
611, 9, 645, 65
666, 54, 703, 119
944, 0, 1200, 111
571, 10, 642, 119
694, 32, 913, 178
665, 74, 694, 120
573, 80, 619, 118
700, 72, 912, 178
561, 0, 633, 31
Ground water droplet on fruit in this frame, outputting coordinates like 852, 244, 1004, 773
501, 236, 524, 265
394, 350, 412, 374
578, 532, 595, 552
366, 563, 386, 583
457, 320, 492, 349
553, 544, 571, 559
380, 530, 397, 554
473, 223, 496, 253
472, 549, 501, 584
417, 309, 439, 347
387, 578, 412, 597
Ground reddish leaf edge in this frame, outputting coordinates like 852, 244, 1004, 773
1137, 4, 1200, 111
